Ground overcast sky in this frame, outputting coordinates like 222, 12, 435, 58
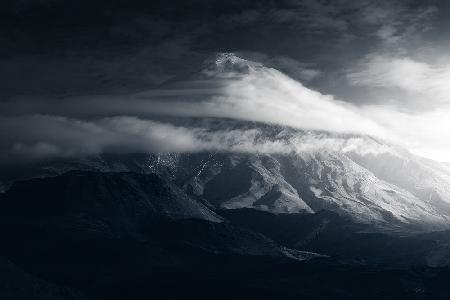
1, 0, 450, 162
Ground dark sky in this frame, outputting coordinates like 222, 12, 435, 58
1, 0, 450, 162
0, 0, 443, 99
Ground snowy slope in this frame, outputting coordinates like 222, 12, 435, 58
141, 148, 450, 230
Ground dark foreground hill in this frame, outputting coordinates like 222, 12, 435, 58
1, 171, 450, 299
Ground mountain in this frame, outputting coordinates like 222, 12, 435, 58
2, 53, 450, 232
0, 170, 221, 225
2, 54, 450, 299
4, 127, 449, 232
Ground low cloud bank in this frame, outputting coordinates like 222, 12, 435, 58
0, 115, 397, 164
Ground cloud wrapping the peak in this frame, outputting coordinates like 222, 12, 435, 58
1, 53, 449, 163
0, 53, 388, 138
203, 57, 386, 136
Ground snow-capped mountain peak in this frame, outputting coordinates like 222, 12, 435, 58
201, 52, 264, 78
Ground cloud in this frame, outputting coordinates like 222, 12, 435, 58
357, 1, 436, 45
197, 55, 385, 136
346, 54, 450, 161
0, 115, 203, 161
0, 54, 387, 135
0, 114, 398, 164
1, 0, 438, 105
1, 53, 449, 163
361, 106, 450, 162
347, 55, 450, 107
235, 52, 322, 82
1, 0, 448, 166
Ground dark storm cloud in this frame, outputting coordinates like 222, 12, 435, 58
1, 0, 438, 98
1, 0, 449, 162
